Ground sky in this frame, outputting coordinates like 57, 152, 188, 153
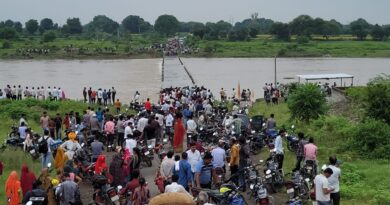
1, 0, 389, 25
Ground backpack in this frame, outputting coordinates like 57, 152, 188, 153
38, 136, 49, 154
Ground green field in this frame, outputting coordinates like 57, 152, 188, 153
193, 36, 390, 58
2, 34, 390, 59
0, 34, 164, 59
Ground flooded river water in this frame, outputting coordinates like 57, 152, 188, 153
0, 58, 389, 102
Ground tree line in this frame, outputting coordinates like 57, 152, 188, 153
1, 13, 390, 42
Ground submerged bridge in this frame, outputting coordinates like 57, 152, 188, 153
162, 56, 195, 88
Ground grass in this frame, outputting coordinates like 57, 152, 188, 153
0, 98, 134, 201
249, 100, 390, 205
2, 34, 390, 59
193, 36, 390, 58
0, 34, 164, 59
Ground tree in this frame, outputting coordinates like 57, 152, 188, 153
0, 27, 17, 39
13, 22, 23, 33
4, 19, 14, 27
287, 83, 328, 122
190, 22, 206, 39
86, 15, 119, 34
289, 15, 315, 36
25, 19, 39, 34
370, 24, 386, 41
42, 31, 56, 42
270, 22, 290, 41
39, 18, 54, 32
154, 15, 179, 36
228, 25, 249, 41
366, 74, 390, 124
62, 18, 82, 34
350, 18, 370, 40
122, 15, 151, 33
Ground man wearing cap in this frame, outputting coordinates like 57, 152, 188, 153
195, 153, 213, 189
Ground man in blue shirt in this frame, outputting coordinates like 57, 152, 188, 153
195, 152, 213, 189
174, 152, 193, 191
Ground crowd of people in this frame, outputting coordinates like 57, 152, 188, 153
1, 83, 342, 205
0, 85, 66, 100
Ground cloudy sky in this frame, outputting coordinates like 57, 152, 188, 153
1, 0, 389, 25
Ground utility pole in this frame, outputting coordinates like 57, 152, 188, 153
274, 55, 277, 86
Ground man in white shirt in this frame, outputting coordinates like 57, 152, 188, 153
328, 156, 341, 205
160, 151, 176, 184
124, 122, 134, 139
165, 112, 174, 137
97, 88, 103, 105
137, 113, 148, 132
314, 168, 334, 205
155, 110, 165, 140
186, 115, 197, 134
124, 133, 137, 155
274, 129, 286, 169
186, 143, 201, 174
164, 174, 192, 197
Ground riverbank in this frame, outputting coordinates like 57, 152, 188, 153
2, 35, 390, 59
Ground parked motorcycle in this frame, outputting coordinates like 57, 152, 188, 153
249, 130, 264, 155
265, 151, 284, 193
138, 141, 153, 167
249, 176, 274, 205
93, 175, 121, 205
301, 160, 317, 180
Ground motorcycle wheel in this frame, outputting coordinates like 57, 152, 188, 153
144, 156, 152, 167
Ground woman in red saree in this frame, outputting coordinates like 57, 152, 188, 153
95, 155, 107, 175
20, 164, 36, 196
5, 171, 21, 205
173, 113, 185, 153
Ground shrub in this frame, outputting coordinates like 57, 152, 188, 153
1, 41, 11, 49
287, 83, 328, 122
297, 36, 310, 44
42, 31, 56, 42
350, 119, 390, 159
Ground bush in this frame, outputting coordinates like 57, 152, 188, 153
287, 83, 328, 122
365, 75, 390, 124
349, 119, 390, 159
297, 36, 310, 44
1, 41, 12, 49
42, 31, 56, 42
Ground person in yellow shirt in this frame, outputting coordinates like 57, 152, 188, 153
114, 99, 122, 114
229, 137, 240, 184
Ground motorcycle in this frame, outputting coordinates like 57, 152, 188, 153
301, 160, 316, 180
265, 151, 284, 193
286, 125, 298, 152
249, 176, 274, 205
93, 175, 121, 205
285, 171, 310, 204
249, 130, 264, 155
74, 144, 95, 183
138, 141, 153, 167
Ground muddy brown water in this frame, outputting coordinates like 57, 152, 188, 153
1, 58, 389, 103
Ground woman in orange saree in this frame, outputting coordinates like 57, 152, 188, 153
5, 171, 21, 205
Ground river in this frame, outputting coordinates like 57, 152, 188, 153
0, 58, 389, 102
